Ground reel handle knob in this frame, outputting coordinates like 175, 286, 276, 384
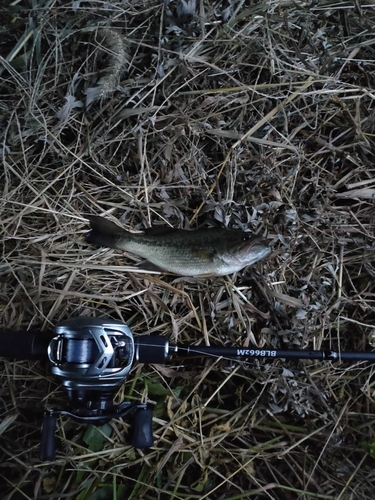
131, 408, 154, 449
39, 410, 58, 461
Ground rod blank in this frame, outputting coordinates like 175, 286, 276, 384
135, 336, 375, 364
171, 345, 375, 363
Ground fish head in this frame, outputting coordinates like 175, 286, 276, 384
222, 234, 272, 267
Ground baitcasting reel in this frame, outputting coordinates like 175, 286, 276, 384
1, 317, 375, 461
42, 318, 154, 460
0, 318, 171, 460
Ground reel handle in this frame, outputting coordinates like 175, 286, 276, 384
131, 407, 154, 449
40, 410, 58, 461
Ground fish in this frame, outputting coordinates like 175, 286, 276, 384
85, 215, 271, 277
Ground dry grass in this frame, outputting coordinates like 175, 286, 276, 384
1, 0, 375, 498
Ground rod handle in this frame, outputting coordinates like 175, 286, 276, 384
0, 329, 50, 360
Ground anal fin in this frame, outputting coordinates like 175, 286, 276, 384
134, 260, 168, 273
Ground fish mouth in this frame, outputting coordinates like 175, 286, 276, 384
243, 237, 272, 254
234, 237, 272, 264
249, 237, 272, 247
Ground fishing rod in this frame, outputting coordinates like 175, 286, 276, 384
1, 317, 374, 461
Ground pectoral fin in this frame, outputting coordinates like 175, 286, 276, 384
191, 248, 215, 261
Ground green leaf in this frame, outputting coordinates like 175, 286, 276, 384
83, 424, 112, 452
76, 469, 85, 483
128, 464, 151, 500
147, 383, 185, 398
147, 382, 171, 396
87, 486, 112, 500
75, 489, 87, 500
172, 386, 184, 399
191, 468, 208, 492
362, 440, 375, 458
116, 484, 126, 499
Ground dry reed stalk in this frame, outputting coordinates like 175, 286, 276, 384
1, 0, 375, 498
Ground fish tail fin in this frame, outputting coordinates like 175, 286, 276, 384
85, 215, 127, 249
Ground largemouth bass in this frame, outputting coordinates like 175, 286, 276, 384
85, 215, 271, 276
